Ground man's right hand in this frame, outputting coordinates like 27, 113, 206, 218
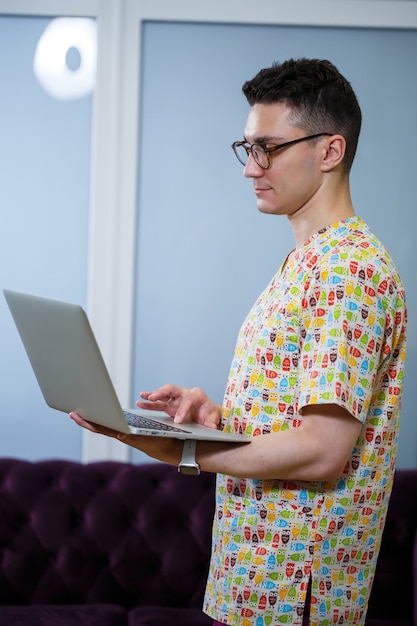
136, 385, 222, 430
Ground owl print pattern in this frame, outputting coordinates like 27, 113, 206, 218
204, 217, 407, 626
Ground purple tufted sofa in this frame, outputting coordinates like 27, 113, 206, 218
0, 459, 416, 626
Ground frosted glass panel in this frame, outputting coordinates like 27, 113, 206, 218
133, 22, 417, 467
0, 16, 94, 460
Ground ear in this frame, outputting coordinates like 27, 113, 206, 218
320, 135, 346, 172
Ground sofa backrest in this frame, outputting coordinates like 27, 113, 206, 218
0, 459, 216, 609
366, 468, 417, 624
1, 458, 416, 623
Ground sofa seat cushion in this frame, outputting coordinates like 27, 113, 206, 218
128, 605, 213, 626
365, 621, 413, 626
0, 604, 127, 626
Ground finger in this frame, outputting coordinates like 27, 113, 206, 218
138, 391, 165, 403
201, 413, 221, 429
138, 388, 168, 404
142, 384, 184, 403
70, 411, 95, 429
136, 399, 176, 415
173, 395, 202, 423
138, 391, 151, 400
138, 386, 183, 415
69, 412, 120, 438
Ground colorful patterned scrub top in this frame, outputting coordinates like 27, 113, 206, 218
203, 217, 407, 626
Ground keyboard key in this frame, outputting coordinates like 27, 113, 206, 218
124, 411, 192, 433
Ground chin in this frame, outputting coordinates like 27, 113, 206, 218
257, 203, 280, 216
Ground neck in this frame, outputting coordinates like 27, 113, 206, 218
289, 176, 355, 249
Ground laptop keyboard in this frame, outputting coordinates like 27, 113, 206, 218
124, 411, 192, 434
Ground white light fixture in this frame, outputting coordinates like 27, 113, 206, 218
33, 17, 97, 100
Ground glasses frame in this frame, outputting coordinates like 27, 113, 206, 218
231, 133, 332, 169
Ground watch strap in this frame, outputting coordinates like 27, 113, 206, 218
178, 439, 200, 475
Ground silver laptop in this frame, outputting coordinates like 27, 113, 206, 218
3, 289, 248, 443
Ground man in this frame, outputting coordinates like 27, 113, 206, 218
71, 58, 407, 625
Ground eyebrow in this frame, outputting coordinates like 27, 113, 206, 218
243, 135, 285, 144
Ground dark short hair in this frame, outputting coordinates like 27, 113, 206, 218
242, 58, 362, 172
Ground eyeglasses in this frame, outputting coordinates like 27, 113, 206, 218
231, 133, 332, 169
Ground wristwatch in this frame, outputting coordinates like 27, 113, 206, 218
178, 440, 200, 475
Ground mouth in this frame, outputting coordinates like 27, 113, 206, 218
254, 186, 272, 195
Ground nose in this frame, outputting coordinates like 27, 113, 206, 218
243, 152, 264, 178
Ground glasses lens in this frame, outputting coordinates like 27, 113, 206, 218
251, 144, 269, 169
234, 143, 249, 165
233, 143, 269, 168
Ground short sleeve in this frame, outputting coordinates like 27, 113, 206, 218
297, 247, 405, 422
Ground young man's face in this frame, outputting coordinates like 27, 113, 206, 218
242, 102, 328, 218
